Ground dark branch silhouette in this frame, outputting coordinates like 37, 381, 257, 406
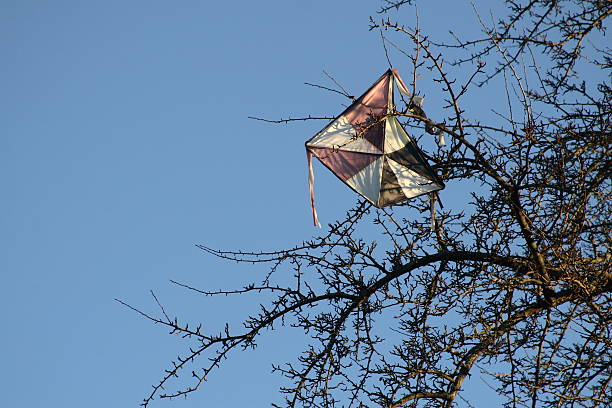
120, 1, 611, 407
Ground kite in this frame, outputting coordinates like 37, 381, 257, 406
305, 69, 445, 226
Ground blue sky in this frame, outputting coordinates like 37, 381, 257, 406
1, 1, 538, 407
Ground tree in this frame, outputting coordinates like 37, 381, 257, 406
120, 1, 611, 406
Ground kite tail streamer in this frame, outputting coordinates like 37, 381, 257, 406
430, 192, 436, 232
391, 68, 411, 96
307, 150, 321, 227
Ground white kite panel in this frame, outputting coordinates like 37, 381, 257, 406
387, 158, 440, 199
307, 116, 382, 154
345, 157, 383, 205
384, 116, 412, 154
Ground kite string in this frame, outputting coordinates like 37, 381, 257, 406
380, 30, 393, 69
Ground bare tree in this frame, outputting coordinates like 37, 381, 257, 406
120, 1, 611, 406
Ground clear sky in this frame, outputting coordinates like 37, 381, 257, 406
2, 1, 534, 407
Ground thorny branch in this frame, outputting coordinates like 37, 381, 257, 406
122, 1, 611, 407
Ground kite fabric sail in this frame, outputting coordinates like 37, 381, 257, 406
305, 69, 444, 226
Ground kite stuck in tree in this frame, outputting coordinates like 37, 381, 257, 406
306, 69, 444, 226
